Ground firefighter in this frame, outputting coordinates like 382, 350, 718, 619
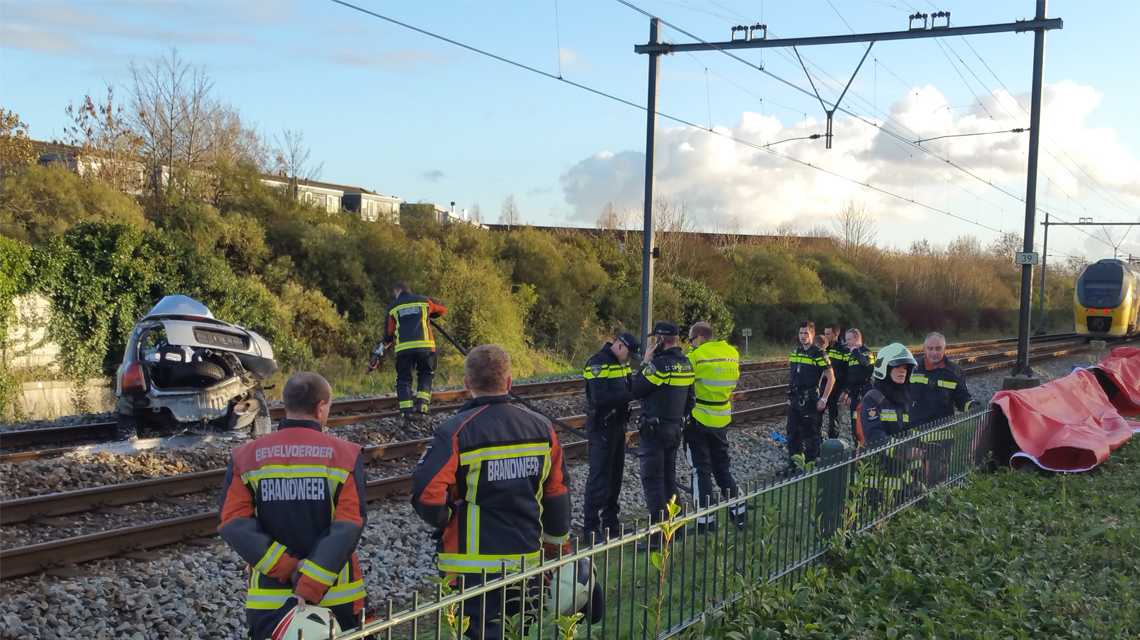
411, 345, 572, 640
784, 322, 834, 469
910, 332, 976, 427
368, 282, 447, 420
582, 332, 641, 543
855, 344, 922, 501
219, 372, 370, 639
685, 321, 743, 533
632, 321, 695, 543
840, 328, 875, 442
910, 332, 976, 484
823, 324, 848, 440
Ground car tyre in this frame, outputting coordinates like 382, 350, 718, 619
163, 361, 227, 386
251, 389, 272, 438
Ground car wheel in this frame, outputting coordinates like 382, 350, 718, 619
252, 390, 272, 438
116, 413, 139, 440
163, 361, 227, 386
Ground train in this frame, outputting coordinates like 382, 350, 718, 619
1074, 258, 1140, 338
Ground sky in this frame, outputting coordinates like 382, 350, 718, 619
2, 0, 1139, 262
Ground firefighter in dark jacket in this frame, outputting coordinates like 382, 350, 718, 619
218, 373, 369, 639
411, 345, 572, 640
823, 324, 848, 439
582, 332, 641, 543
840, 328, 876, 442
909, 332, 976, 427
855, 344, 923, 498
632, 322, 695, 535
784, 322, 834, 468
368, 282, 447, 420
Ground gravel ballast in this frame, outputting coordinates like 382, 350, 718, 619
0, 351, 1123, 639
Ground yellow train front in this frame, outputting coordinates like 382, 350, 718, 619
1074, 258, 1140, 338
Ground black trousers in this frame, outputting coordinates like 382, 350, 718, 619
684, 422, 739, 512
825, 380, 846, 439
583, 415, 627, 536
786, 397, 822, 463
638, 422, 682, 524
395, 350, 437, 414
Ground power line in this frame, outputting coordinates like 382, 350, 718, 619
328, 0, 1007, 236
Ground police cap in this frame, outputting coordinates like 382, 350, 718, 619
648, 321, 679, 337
617, 332, 642, 359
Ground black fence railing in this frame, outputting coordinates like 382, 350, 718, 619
333, 409, 995, 640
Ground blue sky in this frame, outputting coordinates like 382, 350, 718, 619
2, 0, 1138, 260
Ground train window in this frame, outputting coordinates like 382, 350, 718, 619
1083, 280, 1121, 298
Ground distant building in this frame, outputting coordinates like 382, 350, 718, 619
342, 189, 401, 224
401, 201, 485, 228
260, 174, 402, 222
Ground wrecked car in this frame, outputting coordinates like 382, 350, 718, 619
114, 295, 277, 440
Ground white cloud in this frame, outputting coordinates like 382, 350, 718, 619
557, 47, 588, 75
559, 81, 1140, 233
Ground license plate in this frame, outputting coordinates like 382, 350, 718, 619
193, 329, 249, 350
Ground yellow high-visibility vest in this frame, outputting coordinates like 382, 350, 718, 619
687, 340, 740, 427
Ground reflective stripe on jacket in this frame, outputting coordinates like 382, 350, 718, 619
218, 420, 367, 615
788, 344, 831, 394
845, 345, 876, 395
410, 395, 571, 576
687, 340, 739, 428
384, 292, 447, 353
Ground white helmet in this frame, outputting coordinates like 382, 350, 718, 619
545, 557, 597, 616
271, 603, 341, 640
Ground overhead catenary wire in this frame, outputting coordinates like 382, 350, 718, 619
328, 0, 1006, 236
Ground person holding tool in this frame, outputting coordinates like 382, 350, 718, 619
367, 282, 447, 421
685, 321, 743, 533
632, 321, 695, 549
582, 332, 641, 544
784, 322, 834, 471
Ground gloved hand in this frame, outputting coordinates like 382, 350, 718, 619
365, 345, 385, 375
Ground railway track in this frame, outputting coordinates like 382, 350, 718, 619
0, 333, 1079, 460
0, 333, 1103, 580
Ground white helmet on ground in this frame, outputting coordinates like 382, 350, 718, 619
545, 557, 597, 617
271, 602, 341, 640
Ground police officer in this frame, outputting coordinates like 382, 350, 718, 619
685, 321, 743, 532
909, 332, 976, 427
785, 322, 834, 469
368, 282, 447, 420
219, 372, 370, 639
840, 328, 875, 442
823, 324, 848, 439
855, 344, 923, 500
411, 345, 573, 640
582, 332, 641, 543
632, 321, 695, 538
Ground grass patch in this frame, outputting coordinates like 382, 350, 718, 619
690, 442, 1140, 639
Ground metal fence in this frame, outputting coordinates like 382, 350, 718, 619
335, 409, 995, 640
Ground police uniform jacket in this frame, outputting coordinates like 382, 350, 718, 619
632, 345, 696, 427
219, 419, 368, 615
410, 395, 571, 575
384, 292, 447, 353
583, 344, 633, 427
687, 340, 739, 428
909, 356, 975, 426
826, 338, 848, 386
788, 344, 831, 396
845, 345, 876, 395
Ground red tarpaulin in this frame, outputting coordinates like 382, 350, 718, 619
990, 348, 1138, 472
1092, 347, 1140, 421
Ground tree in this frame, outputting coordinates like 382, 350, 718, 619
63, 83, 145, 193
832, 199, 877, 261
499, 195, 521, 228
0, 109, 36, 177
272, 129, 322, 199
469, 203, 483, 224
